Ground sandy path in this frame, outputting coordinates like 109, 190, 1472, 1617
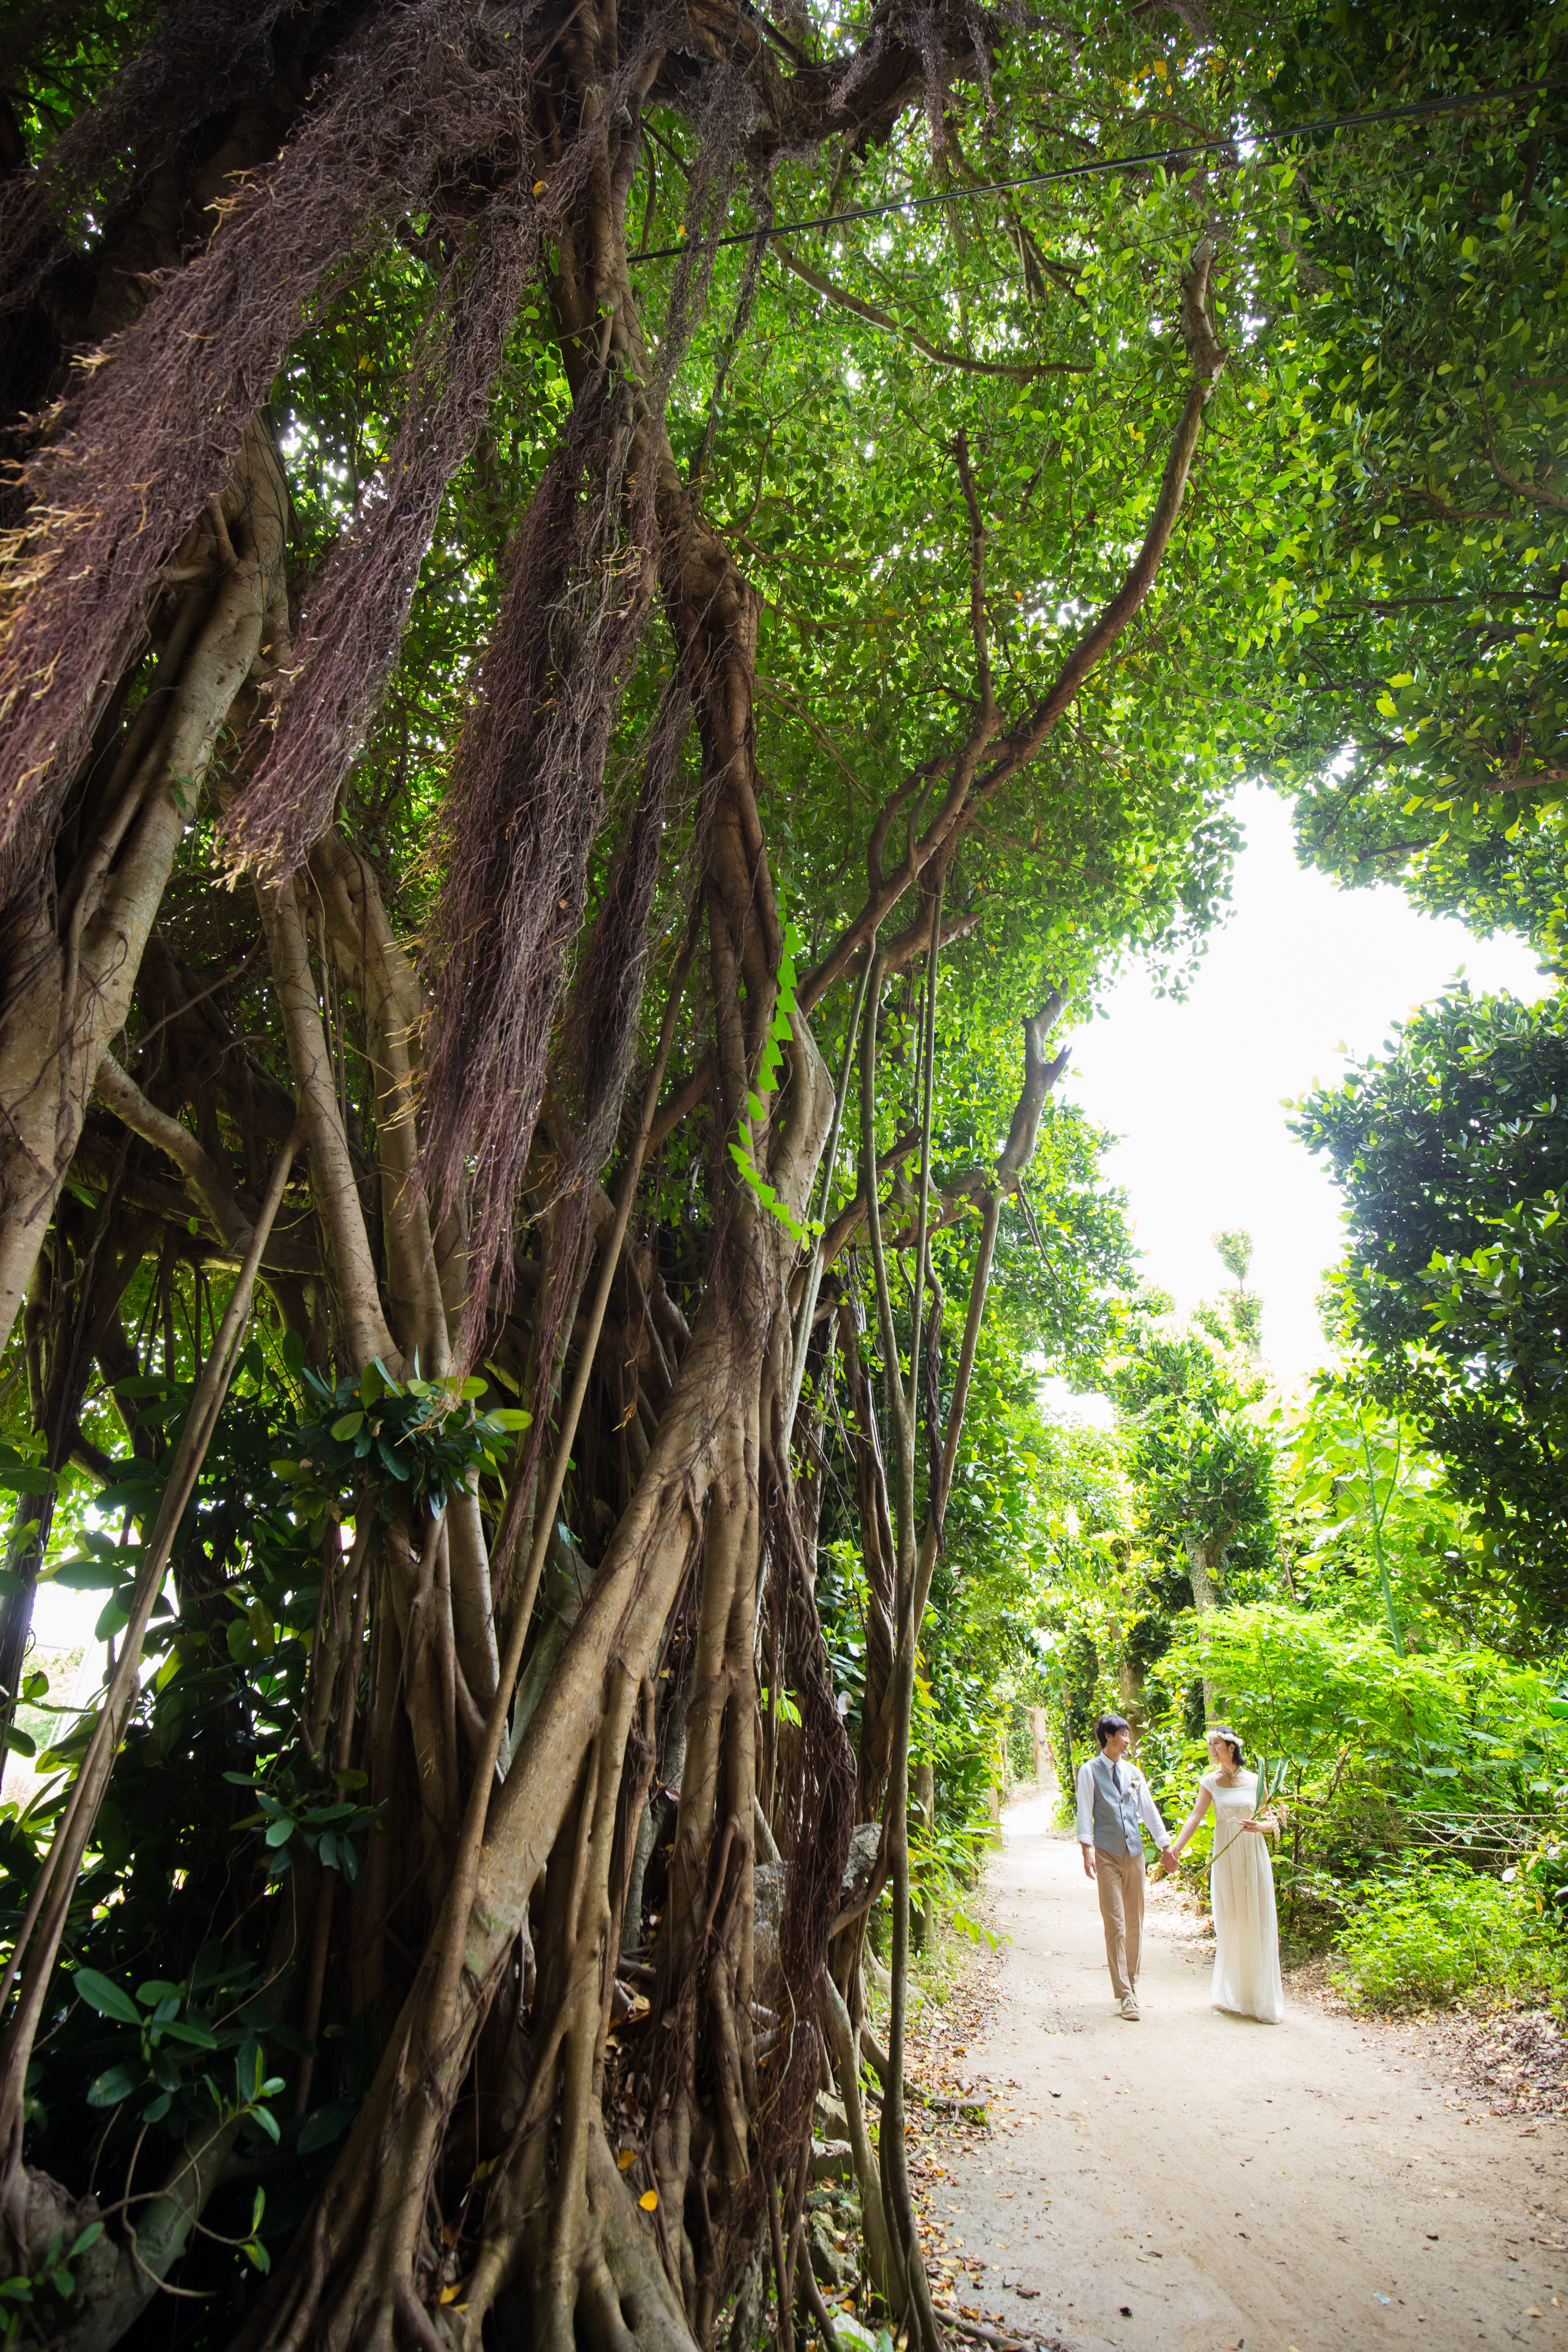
913, 1793, 1568, 2352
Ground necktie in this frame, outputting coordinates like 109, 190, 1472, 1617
1112, 1760, 1123, 1794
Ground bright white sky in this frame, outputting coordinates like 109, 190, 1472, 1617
1050, 780, 1552, 1404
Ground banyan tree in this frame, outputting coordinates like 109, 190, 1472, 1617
0, 0, 1289, 2342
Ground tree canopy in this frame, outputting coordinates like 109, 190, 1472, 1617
0, 0, 1563, 2345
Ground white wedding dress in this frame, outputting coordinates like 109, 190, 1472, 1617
1204, 1769, 1285, 2024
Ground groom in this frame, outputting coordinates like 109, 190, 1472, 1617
1074, 1714, 1176, 2021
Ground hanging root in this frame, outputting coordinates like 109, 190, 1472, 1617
0, 0, 534, 885
0, 0, 309, 319
416, 376, 656, 1361
223, 4, 682, 890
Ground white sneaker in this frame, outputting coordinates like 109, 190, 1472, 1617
1120, 1993, 1140, 2020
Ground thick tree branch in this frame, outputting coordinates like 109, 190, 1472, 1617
93, 1051, 253, 1256
255, 872, 396, 1375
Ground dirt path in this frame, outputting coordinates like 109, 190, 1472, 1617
908, 1792, 1568, 2352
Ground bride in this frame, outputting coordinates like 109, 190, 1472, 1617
1169, 1725, 1285, 2025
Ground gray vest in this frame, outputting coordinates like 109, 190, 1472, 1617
1089, 1754, 1144, 1856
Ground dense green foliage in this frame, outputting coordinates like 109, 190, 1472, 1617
1294, 987, 1568, 1619
1336, 1860, 1558, 2008
1262, 1, 1568, 956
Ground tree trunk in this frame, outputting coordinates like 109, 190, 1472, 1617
1183, 1534, 1224, 1723
0, 421, 289, 1361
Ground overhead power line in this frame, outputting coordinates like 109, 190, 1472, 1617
633, 75, 1566, 264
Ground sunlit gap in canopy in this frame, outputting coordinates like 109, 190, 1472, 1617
1037, 779, 1554, 1417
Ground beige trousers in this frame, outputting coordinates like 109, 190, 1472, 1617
1095, 1845, 1145, 2000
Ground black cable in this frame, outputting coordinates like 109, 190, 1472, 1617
632, 75, 1566, 265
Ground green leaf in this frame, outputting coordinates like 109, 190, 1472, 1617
95, 1479, 158, 1515
51, 1556, 123, 1591
93, 1580, 134, 1637
0, 1467, 51, 1496
330, 1412, 365, 1441
84, 2065, 139, 2108
74, 1970, 142, 2025
297, 2094, 356, 2153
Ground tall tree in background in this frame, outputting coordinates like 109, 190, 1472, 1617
1212, 1228, 1262, 1356
1112, 1326, 1278, 1627
1295, 987, 1568, 1622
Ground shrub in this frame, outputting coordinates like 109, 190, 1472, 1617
1335, 1862, 1560, 2009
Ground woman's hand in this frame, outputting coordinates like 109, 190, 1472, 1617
1241, 1815, 1278, 1838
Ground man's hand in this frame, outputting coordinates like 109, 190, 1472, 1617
1081, 1843, 1097, 1881
1159, 1847, 1178, 1877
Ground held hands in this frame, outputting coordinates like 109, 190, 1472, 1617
1159, 1847, 1178, 1877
